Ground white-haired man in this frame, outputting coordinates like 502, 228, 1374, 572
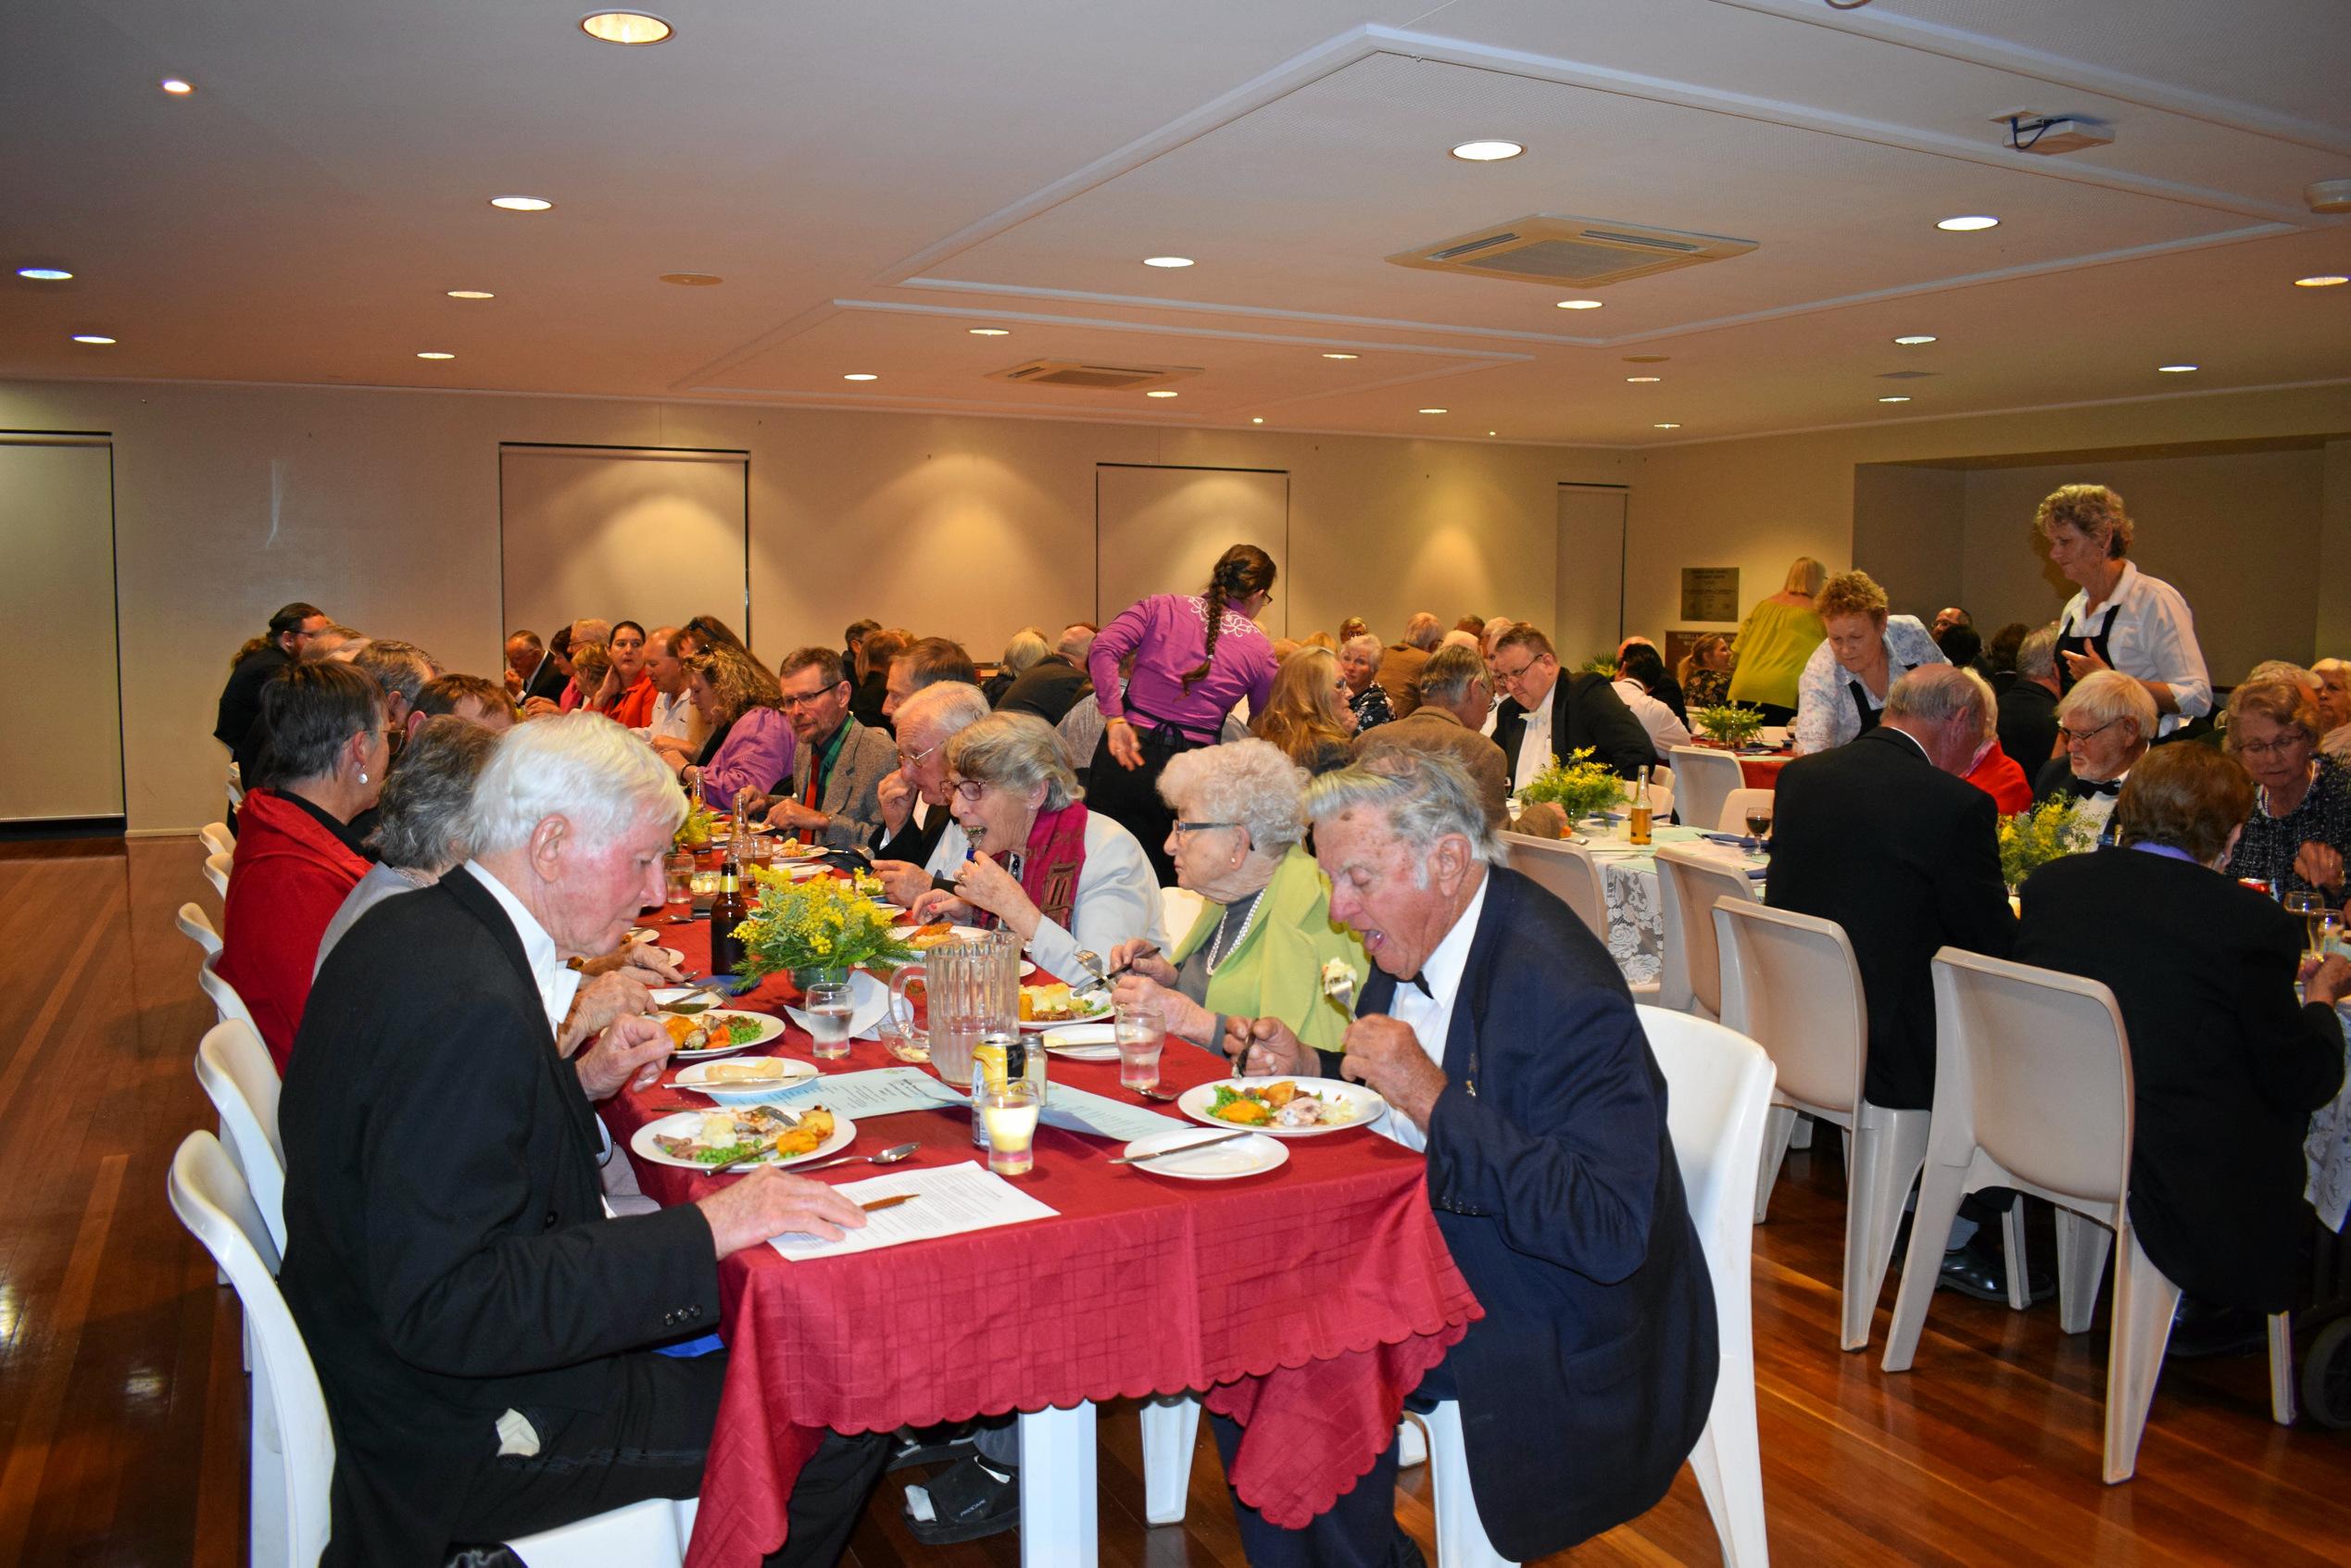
1225, 749, 1716, 1565
869, 680, 993, 902
279, 715, 888, 1565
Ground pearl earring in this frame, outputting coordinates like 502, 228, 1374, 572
358, 771, 369, 784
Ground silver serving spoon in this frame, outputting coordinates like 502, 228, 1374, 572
793, 1141, 923, 1174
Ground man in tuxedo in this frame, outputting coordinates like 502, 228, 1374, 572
1226, 750, 1716, 1564
1996, 625, 2062, 775
757, 646, 899, 847
2030, 671, 2156, 847
870, 680, 993, 901
1766, 665, 2021, 1297
1486, 624, 1655, 785
279, 715, 889, 1565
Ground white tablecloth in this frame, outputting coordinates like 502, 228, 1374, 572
2306, 1002, 2351, 1232
1580, 824, 1766, 987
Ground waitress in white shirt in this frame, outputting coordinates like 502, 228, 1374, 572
2038, 483, 2211, 738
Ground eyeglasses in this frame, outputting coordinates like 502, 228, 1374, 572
948, 777, 987, 804
1490, 659, 1536, 684
1172, 820, 1241, 839
898, 736, 942, 769
2236, 735, 2310, 759
778, 685, 845, 710
2059, 717, 2122, 745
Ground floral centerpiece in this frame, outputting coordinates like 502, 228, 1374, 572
732, 865, 918, 986
1519, 746, 1628, 822
1692, 702, 1768, 750
1997, 794, 2096, 892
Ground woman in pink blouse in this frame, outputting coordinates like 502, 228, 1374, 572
679, 643, 797, 810
1087, 543, 1279, 882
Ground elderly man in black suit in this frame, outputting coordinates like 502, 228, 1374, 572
279, 714, 889, 1566
1485, 624, 1655, 786
1226, 749, 1716, 1565
1766, 664, 2024, 1298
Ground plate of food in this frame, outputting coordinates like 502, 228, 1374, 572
1039, 1022, 1120, 1060
1120, 1127, 1289, 1181
1018, 982, 1112, 1032
768, 837, 826, 861
904, 922, 1035, 974
672, 1057, 819, 1102
1177, 1077, 1386, 1137
633, 1105, 853, 1170
661, 1009, 786, 1061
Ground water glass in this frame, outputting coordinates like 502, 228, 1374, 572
661, 852, 695, 923
805, 981, 854, 1060
2283, 889, 2326, 955
1113, 1003, 1165, 1091
979, 1081, 1042, 1176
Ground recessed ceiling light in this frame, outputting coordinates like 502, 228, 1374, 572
1251, 417, 1264, 424
1554, 298, 1603, 310
968, 327, 1010, 336
1892, 333, 1938, 345
1487, 430, 1498, 436
1653, 422, 1682, 430
417, 351, 455, 360
1146, 390, 1179, 398
1626, 375, 1662, 383
446, 289, 495, 300
158, 78, 194, 95
1878, 395, 1910, 403
579, 11, 673, 44
1936, 214, 1999, 232
1321, 352, 1359, 360
70, 333, 116, 345
17, 267, 73, 281
659, 272, 722, 286
843, 372, 878, 382
1450, 140, 1525, 162
489, 194, 554, 212
1141, 256, 1194, 269
1418, 408, 1447, 414
2156, 363, 2198, 372
2294, 274, 2347, 288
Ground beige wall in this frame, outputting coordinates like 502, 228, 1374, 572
1850, 464, 1965, 621
0, 379, 1622, 832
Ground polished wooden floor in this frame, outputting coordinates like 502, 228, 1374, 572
2, 835, 2343, 1566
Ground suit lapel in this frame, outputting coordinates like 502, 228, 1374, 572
1442, 871, 1510, 1096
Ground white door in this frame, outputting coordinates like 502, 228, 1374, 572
0, 435, 122, 822
1095, 465, 1289, 637
1554, 483, 1628, 666
499, 445, 749, 649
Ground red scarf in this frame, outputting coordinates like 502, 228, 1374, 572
975, 801, 1090, 933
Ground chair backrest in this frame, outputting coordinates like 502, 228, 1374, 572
1500, 832, 1606, 939
203, 849, 233, 900
1160, 885, 1206, 948
1715, 899, 1867, 1115
1652, 847, 1754, 1018
176, 900, 224, 960
199, 950, 258, 1032
199, 822, 234, 859
1716, 787, 1775, 834
1636, 1006, 1776, 1323
168, 1132, 334, 1568
196, 1019, 288, 1253
1667, 746, 1745, 836
226, 761, 246, 809
1930, 947, 2134, 1206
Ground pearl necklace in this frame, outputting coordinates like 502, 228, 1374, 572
1203, 886, 1271, 975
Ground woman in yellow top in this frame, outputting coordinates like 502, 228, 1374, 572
1726, 556, 1829, 723
1108, 739, 1367, 1053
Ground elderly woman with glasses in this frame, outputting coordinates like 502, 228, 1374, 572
2030, 670, 2156, 840
2223, 671, 2351, 904
906, 712, 1166, 980
1105, 740, 1367, 1053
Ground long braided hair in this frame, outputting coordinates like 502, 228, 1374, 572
1182, 544, 1277, 692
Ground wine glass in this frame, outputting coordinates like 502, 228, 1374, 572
1743, 805, 1774, 854
2282, 889, 2325, 955
2315, 906, 2345, 960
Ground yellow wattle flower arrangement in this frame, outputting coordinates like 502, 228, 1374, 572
732, 866, 919, 984
1996, 794, 2096, 892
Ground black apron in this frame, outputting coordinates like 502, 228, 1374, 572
2055, 604, 2119, 696
1846, 662, 1913, 737
1086, 702, 1214, 887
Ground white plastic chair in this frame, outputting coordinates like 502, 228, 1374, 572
1652, 847, 1753, 1022
1160, 885, 1206, 948
1880, 948, 2295, 1482
203, 848, 233, 900
1668, 746, 1745, 835
1499, 832, 1605, 940
1716, 788, 1775, 836
196, 1020, 288, 1255
169, 1132, 703, 1566
227, 760, 246, 809
177, 900, 224, 960
199, 951, 258, 1033
200, 821, 234, 859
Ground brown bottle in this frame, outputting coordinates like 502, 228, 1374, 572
710, 854, 749, 976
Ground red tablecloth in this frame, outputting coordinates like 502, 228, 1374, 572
604, 915, 1480, 1568
1685, 739, 1792, 790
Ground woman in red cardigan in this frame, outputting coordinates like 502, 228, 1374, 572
218, 660, 387, 1071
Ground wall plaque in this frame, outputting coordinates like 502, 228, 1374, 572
1680, 567, 1741, 622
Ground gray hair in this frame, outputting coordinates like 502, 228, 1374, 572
1158, 739, 1307, 856
1341, 633, 1381, 660
2247, 659, 2320, 692
1403, 612, 1443, 651
569, 618, 612, 648
467, 711, 685, 857
2015, 625, 2059, 680
897, 680, 991, 746
1884, 663, 1993, 736
352, 639, 443, 709
1000, 627, 1050, 678
946, 712, 1080, 810
2056, 668, 2157, 739
371, 716, 499, 872
1304, 748, 1501, 864
1417, 643, 1490, 706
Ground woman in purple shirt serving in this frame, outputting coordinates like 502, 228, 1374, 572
1087, 543, 1280, 883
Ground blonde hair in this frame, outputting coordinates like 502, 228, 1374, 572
2035, 484, 2134, 559
1814, 570, 1889, 624
1783, 557, 1828, 596
1251, 647, 1352, 770
1678, 632, 1730, 684
685, 643, 782, 726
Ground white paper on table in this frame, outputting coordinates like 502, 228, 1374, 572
770, 1067, 965, 1119
1032, 1082, 1190, 1143
767, 1160, 1060, 1261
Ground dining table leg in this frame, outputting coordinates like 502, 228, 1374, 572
1017, 1400, 1098, 1567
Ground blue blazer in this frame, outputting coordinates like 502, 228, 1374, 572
1312, 865, 1717, 1559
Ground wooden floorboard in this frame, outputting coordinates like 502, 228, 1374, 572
0, 834, 2342, 1565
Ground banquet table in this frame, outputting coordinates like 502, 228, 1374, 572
1583, 822, 1768, 986
602, 910, 1479, 1568
1680, 739, 1792, 792
2304, 1001, 2351, 1233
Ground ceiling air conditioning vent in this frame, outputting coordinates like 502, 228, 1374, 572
1389, 214, 1756, 289
987, 359, 1199, 392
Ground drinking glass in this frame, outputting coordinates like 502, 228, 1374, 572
661, 852, 696, 923
979, 1082, 1041, 1176
1743, 806, 1774, 853
1113, 1002, 1165, 1092
2315, 907, 2345, 960
805, 981, 853, 1060
2283, 889, 2325, 954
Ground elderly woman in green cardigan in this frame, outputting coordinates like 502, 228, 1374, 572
1107, 739, 1366, 1052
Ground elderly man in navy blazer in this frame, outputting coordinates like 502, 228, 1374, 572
1226, 749, 1716, 1565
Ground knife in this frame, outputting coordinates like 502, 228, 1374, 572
1111, 1130, 1255, 1166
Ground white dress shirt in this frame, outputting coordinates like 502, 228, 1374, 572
1509, 686, 1556, 793
463, 861, 581, 1033
1019, 813, 1170, 982
2057, 560, 2212, 735
923, 815, 970, 878
1376, 873, 1491, 1154
1612, 678, 1692, 758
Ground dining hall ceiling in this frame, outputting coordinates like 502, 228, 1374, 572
3, 0, 2345, 445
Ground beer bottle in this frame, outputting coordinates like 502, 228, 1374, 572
710, 853, 748, 976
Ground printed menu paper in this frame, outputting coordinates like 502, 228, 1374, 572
767, 1160, 1059, 1261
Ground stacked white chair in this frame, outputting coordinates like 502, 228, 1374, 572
1651, 847, 1754, 1022
195, 1020, 288, 1254
177, 900, 224, 960
1880, 948, 2294, 1481
198, 952, 258, 1033
1667, 746, 1744, 835
1716, 788, 1776, 835
1160, 884, 1206, 948
204, 848, 234, 901
1498, 833, 1606, 941
200, 821, 235, 859
227, 760, 246, 810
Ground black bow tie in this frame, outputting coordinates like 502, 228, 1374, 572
1401, 972, 1432, 997
2081, 777, 2121, 797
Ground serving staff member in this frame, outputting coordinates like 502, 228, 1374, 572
2037, 483, 2210, 738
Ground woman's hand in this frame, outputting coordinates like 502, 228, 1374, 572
2294, 841, 2345, 893
522, 696, 561, 721
1107, 718, 1144, 771
1223, 1015, 1311, 1077
2059, 645, 2113, 682
1113, 973, 1212, 1045
1109, 938, 1176, 986
953, 852, 1040, 940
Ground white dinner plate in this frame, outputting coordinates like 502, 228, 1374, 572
1176, 1076, 1387, 1138
665, 1008, 787, 1061
1040, 1022, 1120, 1060
652, 946, 687, 971
626, 926, 660, 945
631, 1108, 856, 1171
1019, 988, 1112, 1033
1121, 1128, 1289, 1181
903, 925, 1037, 975
673, 1057, 819, 1102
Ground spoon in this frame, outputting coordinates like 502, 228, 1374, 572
795, 1141, 923, 1174
1135, 1085, 1180, 1103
